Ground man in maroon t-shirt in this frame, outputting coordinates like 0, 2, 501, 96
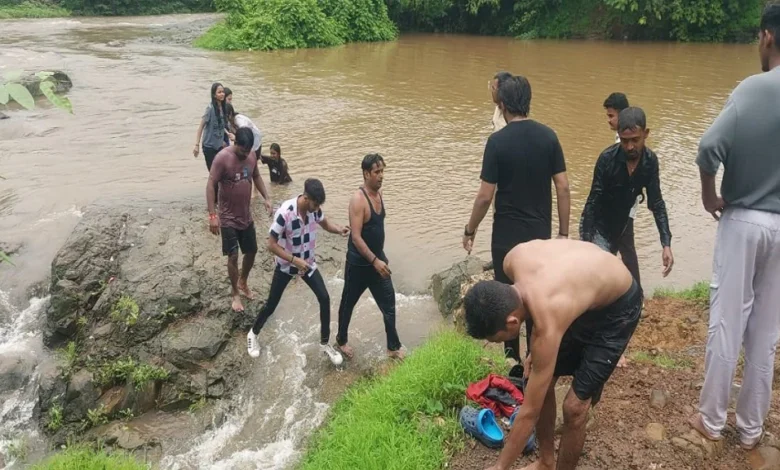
207, 127, 273, 313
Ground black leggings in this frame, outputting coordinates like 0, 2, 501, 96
492, 248, 531, 362
336, 262, 402, 351
251, 267, 331, 344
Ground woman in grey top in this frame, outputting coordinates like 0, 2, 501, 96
193, 82, 234, 170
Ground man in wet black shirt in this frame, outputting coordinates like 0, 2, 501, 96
580, 106, 674, 289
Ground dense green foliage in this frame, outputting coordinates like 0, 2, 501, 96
196, 0, 397, 50
0, 0, 69, 18
300, 330, 505, 470
387, 0, 763, 41
31, 446, 146, 470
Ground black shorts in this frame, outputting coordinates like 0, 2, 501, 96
204, 146, 221, 171
554, 279, 643, 405
221, 223, 258, 256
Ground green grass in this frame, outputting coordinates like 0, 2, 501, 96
31, 446, 146, 470
0, 2, 70, 19
94, 357, 168, 389
631, 351, 694, 370
299, 330, 505, 470
653, 281, 709, 305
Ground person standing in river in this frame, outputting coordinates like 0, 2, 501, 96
335, 154, 404, 360
207, 127, 273, 313
462, 74, 571, 364
599, 92, 643, 294
579, 107, 674, 283
246, 178, 350, 366
260, 143, 293, 185
689, 3, 780, 451
194, 82, 234, 171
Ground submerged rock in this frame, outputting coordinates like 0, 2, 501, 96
19, 70, 73, 98
0, 351, 38, 394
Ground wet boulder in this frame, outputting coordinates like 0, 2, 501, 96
431, 256, 487, 315
0, 350, 38, 394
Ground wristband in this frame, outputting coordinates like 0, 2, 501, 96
209, 213, 217, 220
371, 255, 377, 264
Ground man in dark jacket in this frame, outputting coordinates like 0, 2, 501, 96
580, 106, 674, 288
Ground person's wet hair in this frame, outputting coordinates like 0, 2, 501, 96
618, 107, 647, 133
304, 178, 326, 205
225, 103, 235, 122
235, 127, 254, 150
224, 87, 233, 98
761, 3, 780, 49
493, 71, 512, 87
463, 280, 520, 339
361, 153, 385, 173
270, 143, 281, 155
603, 92, 630, 111
498, 75, 532, 117
210, 82, 226, 118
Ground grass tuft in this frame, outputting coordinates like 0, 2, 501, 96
631, 351, 694, 370
31, 446, 146, 470
653, 281, 709, 305
300, 330, 505, 470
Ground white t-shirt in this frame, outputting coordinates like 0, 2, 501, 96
234, 114, 263, 152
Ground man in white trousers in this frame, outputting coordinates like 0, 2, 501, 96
690, 2, 780, 451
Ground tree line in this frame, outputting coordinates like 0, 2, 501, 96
1, 0, 764, 44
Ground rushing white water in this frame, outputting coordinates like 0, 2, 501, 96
0, 294, 50, 468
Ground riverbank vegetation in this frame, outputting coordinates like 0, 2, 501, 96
195, 0, 397, 50
0, 0, 211, 18
388, 0, 762, 41
31, 446, 146, 470
300, 330, 505, 470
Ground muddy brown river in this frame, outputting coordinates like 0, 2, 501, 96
0, 13, 759, 469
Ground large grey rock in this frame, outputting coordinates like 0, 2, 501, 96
0, 351, 37, 394
65, 369, 100, 421
431, 256, 486, 315
39, 201, 344, 443
159, 316, 230, 369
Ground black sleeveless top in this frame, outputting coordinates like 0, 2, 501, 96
347, 187, 386, 266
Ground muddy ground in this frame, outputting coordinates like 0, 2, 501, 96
450, 296, 780, 470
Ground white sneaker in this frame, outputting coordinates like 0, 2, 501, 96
247, 330, 260, 358
321, 343, 343, 366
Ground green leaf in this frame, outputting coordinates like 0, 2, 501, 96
0, 84, 8, 105
2, 70, 22, 82
39, 81, 73, 114
6, 83, 35, 110
0, 251, 14, 266
35, 71, 55, 80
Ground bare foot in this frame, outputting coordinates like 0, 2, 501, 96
388, 349, 405, 360
689, 413, 723, 441
519, 460, 555, 470
617, 354, 629, 368
237, 280, 255, 300
336, 344, 354, 359
231, 294, 244, 313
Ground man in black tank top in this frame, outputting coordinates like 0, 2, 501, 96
336, 154, 404, 360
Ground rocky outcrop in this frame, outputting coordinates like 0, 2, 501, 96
431, 256, 490, 316
39, 201, 345, 447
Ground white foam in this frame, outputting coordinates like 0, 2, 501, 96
0, 294, 49, 354
32, 206, 83, 226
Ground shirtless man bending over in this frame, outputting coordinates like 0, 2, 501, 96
463, 239, 643, 470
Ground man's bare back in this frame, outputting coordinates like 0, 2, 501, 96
504, 238, 633, 336
464, 239, 641, 470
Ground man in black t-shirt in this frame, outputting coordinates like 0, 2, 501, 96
462, 75, 571, 363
